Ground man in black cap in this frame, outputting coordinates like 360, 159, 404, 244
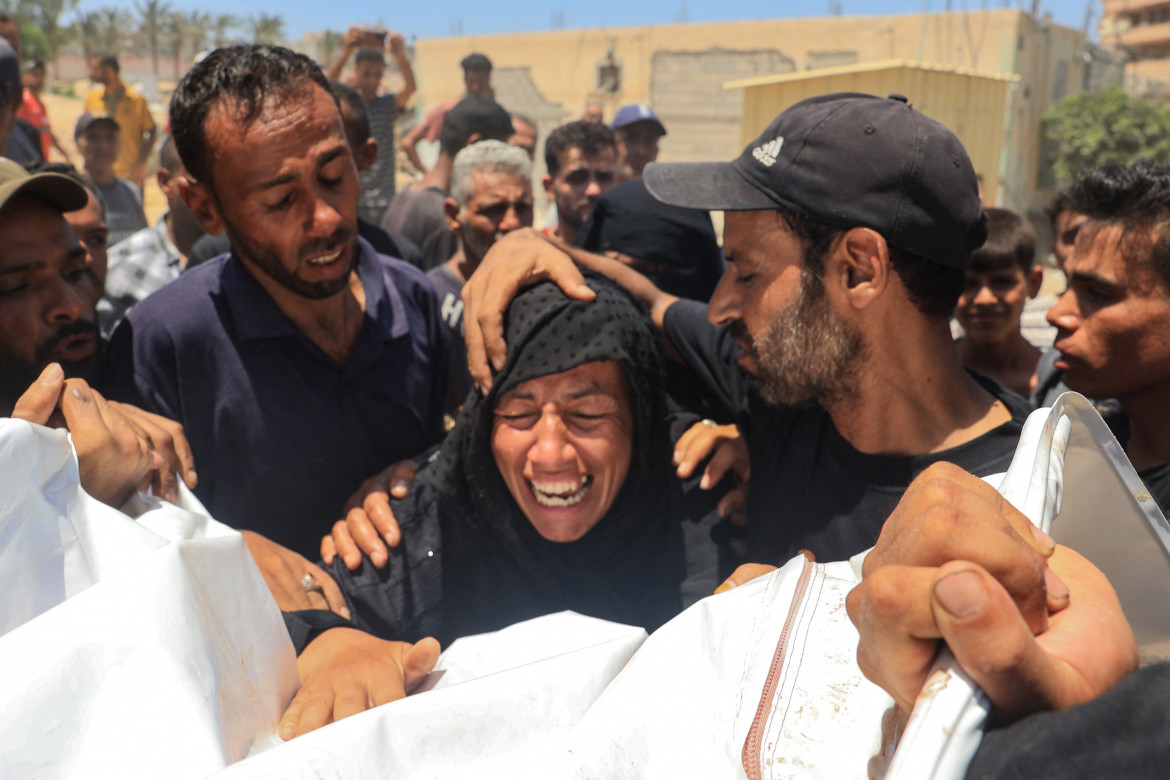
460, 92, 1031, 568
381, 93, 514, 270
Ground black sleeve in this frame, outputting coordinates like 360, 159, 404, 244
966, 663, 1170, 779
282, 610, 354, 655
661, 300, 751, 419
316, 475, 446, 644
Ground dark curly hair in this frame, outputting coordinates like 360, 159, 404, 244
1066, 159, 1170, 289
170, 44, 334, 187
544, 120, 616, 177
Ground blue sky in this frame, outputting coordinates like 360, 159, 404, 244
73, 0, 1099, 42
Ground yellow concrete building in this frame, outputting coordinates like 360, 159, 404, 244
408, 9, 1117, 234
1100, 0, 1170, 88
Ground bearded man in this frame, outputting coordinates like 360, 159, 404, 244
459, 92, 1032, 566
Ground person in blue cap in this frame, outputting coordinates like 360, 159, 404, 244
610, 103, 666, 181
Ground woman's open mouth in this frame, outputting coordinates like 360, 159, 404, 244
530, 475, 593, 508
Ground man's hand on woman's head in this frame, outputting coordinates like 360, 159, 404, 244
461, 228, 594, 394
846, 462, 1138, 719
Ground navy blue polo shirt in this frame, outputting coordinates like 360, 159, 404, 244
104, 238, 449, 558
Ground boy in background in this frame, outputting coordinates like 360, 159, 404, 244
954, 207, 1044, 398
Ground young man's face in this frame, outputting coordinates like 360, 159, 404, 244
188, 83, 361, 301
1047, 222, 1170, 403
88, 58, 109, 85
0, 196, 98, 406
614, 121, 662, 177
955, 263, 1042, 345
77, 124, 120, 171
452, 169, 533, 264
464, 69, 491, 96
22, 66, 45, 91
544, 146, 616, 232
354, 59, 384, 99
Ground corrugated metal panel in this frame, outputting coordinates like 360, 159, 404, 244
735, 62, 1015, 202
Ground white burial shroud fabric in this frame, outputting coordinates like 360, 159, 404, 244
3, 392, 1168, 778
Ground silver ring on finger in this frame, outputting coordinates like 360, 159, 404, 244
301, 573, 324, 594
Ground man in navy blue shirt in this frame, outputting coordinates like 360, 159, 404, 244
104, 45, 448, 563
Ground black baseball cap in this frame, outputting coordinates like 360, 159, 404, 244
643, 92, 986, 268
74, 112, 120, 140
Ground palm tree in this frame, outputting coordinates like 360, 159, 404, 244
247, 12, 285, 46
97, 7, 136, 55
165, 10, 187, 80
211, 13, 237, 49
74, 11, 103, 59
186, 10, 211, 59
135, 0, 170, 79
10, 0, 79, 65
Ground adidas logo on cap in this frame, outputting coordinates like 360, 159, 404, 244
752, 137, 784, 167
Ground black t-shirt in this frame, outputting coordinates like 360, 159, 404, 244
427, 263, 470, 419
662, 299, 1033, 564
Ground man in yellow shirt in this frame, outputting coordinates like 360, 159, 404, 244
84, 54, 156, 187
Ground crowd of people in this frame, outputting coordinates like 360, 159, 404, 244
2, 25, 1170, 776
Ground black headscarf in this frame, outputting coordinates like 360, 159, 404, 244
576, 178, 725, 301
345, 273, 686, 645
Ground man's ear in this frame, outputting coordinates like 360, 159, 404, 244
463, 132, 483, 148
354, 137, 379, 172
830, 227, 889, 311
443, 196, 462, 233
156, 167, 175, 198
179, 177, 224, 236
1026, 265, 1044, 298
542, 174, 554, 202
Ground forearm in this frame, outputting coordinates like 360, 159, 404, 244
394, 51, 416, 108
553, 240, 678, 330
49, 132, 73, 161
324, 47, 354, 82
401, 128, 427, 173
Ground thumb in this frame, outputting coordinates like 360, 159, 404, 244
931, 563, 1063, 717
10, 363, 65, 425
545, 260, 594, 302
402, 636, 441, 691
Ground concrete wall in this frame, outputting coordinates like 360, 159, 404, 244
737, 64, 1015, 207
410, 10, 1110, 230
